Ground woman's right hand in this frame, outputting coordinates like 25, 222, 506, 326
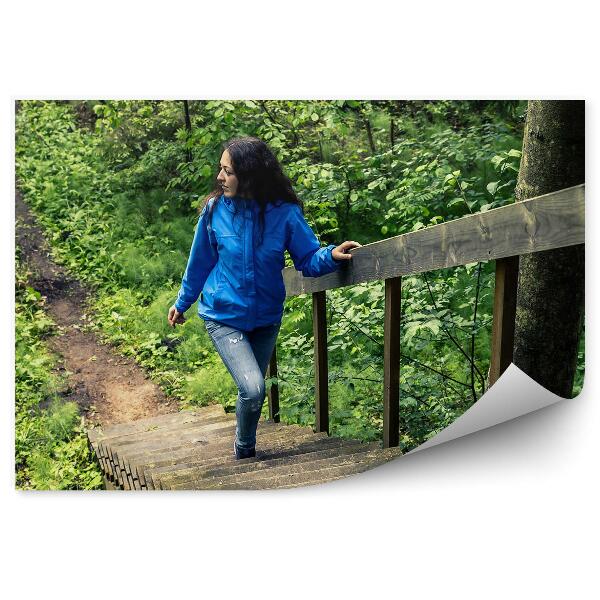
168, 305, 186, 327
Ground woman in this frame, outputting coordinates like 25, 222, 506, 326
167, 136, 361, 459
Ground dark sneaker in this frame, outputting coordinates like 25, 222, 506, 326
234, 440, 256, 460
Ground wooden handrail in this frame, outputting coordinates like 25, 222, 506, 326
282, 184, 584, 296
268, 184, 585, 447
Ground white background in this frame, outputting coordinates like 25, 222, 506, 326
2, 2, 598, 598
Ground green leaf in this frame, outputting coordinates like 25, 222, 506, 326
404, 323, 420, 340
424, 320, 440, 335
486, 181, 500, 196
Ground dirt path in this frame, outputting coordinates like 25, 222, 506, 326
15, 190, 177, 427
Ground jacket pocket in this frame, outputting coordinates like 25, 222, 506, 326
215, 233, 243, 269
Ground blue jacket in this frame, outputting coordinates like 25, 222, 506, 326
174, 194, 342, 330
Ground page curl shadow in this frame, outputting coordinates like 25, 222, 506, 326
301, 364, 574, 491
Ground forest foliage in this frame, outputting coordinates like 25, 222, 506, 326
14, 250, 103, 489
15, 99, 584, 466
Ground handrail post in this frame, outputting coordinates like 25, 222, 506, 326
266, 345, 280, 422
312, 290, 329, 434
383, 276, 401, 448
489, 255, 519, 387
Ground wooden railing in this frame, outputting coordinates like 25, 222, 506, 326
266, 184, 585, 447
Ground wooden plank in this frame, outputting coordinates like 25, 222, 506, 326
119, 465, 131, 490
383, 277, 401, 448
88, 439, 104, 471
283, 185, 585, 296
118, 450, 136, 491
489, 256, 519, 386
266, 345, 280, 423
313, 290, 329, 434
97, 441, 113, 479
126, 470, 136, 491
107, 446, 125, 486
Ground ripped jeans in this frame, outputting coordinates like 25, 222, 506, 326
203, 318, 281, 450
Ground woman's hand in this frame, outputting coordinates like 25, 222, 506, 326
167, 305, 186, 327
332, 240, 362, 262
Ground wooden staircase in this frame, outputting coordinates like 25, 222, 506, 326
88, 404, 402, 490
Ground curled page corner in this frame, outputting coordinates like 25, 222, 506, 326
408, 364, 567, 455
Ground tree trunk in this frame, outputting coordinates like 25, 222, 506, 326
364, 117, 376, 154
182, 100, 192, 163
513, 100, 585, 398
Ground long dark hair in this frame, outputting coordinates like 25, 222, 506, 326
199, 136, 303, 247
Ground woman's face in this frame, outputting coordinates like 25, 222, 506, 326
217, 150, 239, 197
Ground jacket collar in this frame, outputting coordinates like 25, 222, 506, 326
220, 194, 281, 214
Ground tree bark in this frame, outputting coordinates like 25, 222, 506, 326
513, 100, 585, 398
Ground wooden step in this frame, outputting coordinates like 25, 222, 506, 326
197, 440, 382, 480
157, 440, 381, 490
146, 432, 343, 489
104, 421, 235, 490
100, 420, 318, 490
95, 416, 241, 487
140, 426, 324, 489
95, 410, 234, 450
88, 407, 403, 491
88, 405, 224, 442
145, 435, 357, 484
87, 405, 227, 476
165, 446, 401, 490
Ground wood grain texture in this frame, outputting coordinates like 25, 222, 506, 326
489, 256, 519, 387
